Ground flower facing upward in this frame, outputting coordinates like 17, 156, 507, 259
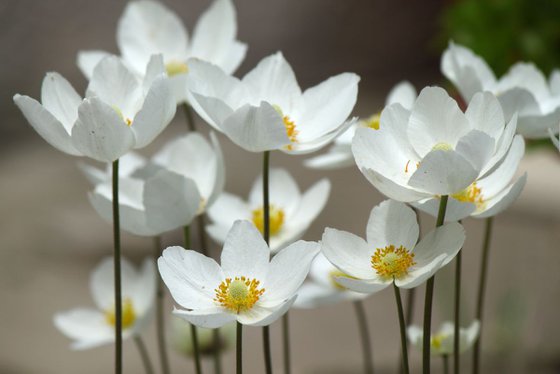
407, 320, 480, 356
54, 257, 156, 350
206, 169, 330, 253
321, 200, 465, 293
185, 52, 359, 153
158, 220, 320, 327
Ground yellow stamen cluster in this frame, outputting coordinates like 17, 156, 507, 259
105, 298, 136, 329
362, 112, 381, 130
252, 205, 285, 236
431, 333, 445, 349
371, 245, 416, 280
165, 60, 189, 76
214, 277, 265, 313
452, 182, 485, 210
283, 115, 299, 146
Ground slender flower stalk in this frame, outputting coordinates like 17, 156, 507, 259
112, 159, 123, 374
282, 313, 292, 374
353, 301, 374, 374
183, 103, 197, 132
153, 236, 171, 374
237, 322, 243, 374
394, 283, 410, 374
454, 250, 462, 374
134, 337, 155, 374
423, 195, 449, 374
262, 150, 273, 374
443, 355, 450, 374
183, 225, 202, 374
472, 217, 494, 374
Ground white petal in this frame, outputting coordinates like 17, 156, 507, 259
77, 50, 112, 79
303, 147, 354, 170
142, 54, 166, 94
283, 118, 354, 155
464, 91, 505, 142
133, 258, 157, 315
366, 200, 419, 251
407, 325, 424, 350
335, 277, 390, 294
207, 192, 250, 231
454, 130, 494, 173
480, 114, 517, 177
239, 296, 296, 326
413, 197, 476, 222
516, 108, 560, 139
249, 168, 300, 215
394, 255, 446, 289
321, 228, 374, 279
496, 62, 549, 104
41, 72, 82, 132
53, 309, 113, 350
475, 174, 526, 219
173, 307, 236, 329
289, 179, 330, 228
413, 223, 464, 267
214, 40, 248, 74
386, 81, 417, 109
357, 167, 429, 203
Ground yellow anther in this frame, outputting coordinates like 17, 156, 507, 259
432, 142, 453, 151
272, 105, 299, 149
111, 105, 133, 126
165, 60, 189, 76
214, 276, 265, 313
452, 182, 485, 210
105, 298, 136, 329
252, 205, 285, 236
371, 245, 416, 280
362, 113, 381, 130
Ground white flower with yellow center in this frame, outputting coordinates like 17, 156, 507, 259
442, 42, 560, 139
185, 52, 359, 153
13, 55, 175, 163
158, 220, 320, 327
206, 169, 330, 253
294, 252, 367, 309
171, 317, 236, 357
54, 257, 155, 350
305, 81, 417, 169
407, 320, 480, 356
352, 86, 518, 202
321, 200, 465, 293
77, 0, 247, 103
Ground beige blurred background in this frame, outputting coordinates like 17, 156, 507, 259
2, 0, 560, 373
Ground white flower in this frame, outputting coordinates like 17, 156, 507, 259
442, 42, 560, 139
321, 200, 465, 293
186, 52, 360, 153
206, 169, 330, 253
305, 81, 417, 169
171, 317, 235, 357
84, 133, 223, 236
158, 220, 320, 327
294, 252, 367, 309
407, 320, 480, 356
413, 135, 527, 221
54, 257, 156, 350
14, 55, 175, 163
352, 86, 517, 202
78, 0, 247, 103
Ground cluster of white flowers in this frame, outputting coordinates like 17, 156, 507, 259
14, 0, 559, 372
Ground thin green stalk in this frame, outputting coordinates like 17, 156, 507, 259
183, 103, 196, 132
237, 322, 243, 374
394, 283, 410, 374
261, 151, 273, 374
212, 329, 223, 374
282, 313, 292, 374
443, 355, 450, 374
454, 250, 462, 374
153, 236, 171, 374
353, 301, 374, 374
112, 159, 123, 374
422, 195, 449, 374
184, 225, 202, 374
134, 337, 155, 374
472, 217, 494, 374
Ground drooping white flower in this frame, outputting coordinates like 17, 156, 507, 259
206, 169, 330, 253
158, 220, 320, 328
352, 86, 517, 202
84, 133, 224, 236
294, 252, 367, 309
78, 0, 247, 103
54, 257, 156, 350
305, 81, 417, 169
321, 200, 465, 293
442, 42, 560, 139
171, 317, 235, 357
407, 320, 480, 356
186, 52, 360, 153
14, 55, 175, 163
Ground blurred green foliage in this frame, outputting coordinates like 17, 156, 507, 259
440, 0, 560, 76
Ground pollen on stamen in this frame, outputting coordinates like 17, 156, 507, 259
252, 205, 285, 236
214, 276, 265, 313
451, 182, 485, 210
371, 245, 416, 280
165, 60, 189, 77
105, 298, 136, 329
272, 105, 299, 150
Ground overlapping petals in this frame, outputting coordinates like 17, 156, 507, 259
407, 320, 480, 356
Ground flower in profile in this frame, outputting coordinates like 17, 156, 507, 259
78, 0, 247, 103
206, 169, 330, 252
294, 252, 367, 309
54, 257, 156, 349
321, 200, 465, 293
352, 86, 517, 202
158, 220, 319, 327
186, 52, 359, 153
14, 55, 175, 163
442, 42, 560, 139
170, 317, 235, 357
305, 81, 417, 169
407, 320, 480, 356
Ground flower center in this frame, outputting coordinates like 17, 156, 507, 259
431, 333, 446, 349
165, 60, 189, 77
112, 105, 132, 126
432, 142, 453, 151
371, 245, 416, 280
451, 182, 485, 210
214, 277, 265, 313
361, 112, 381, 130
251, 205, 285, 236
105, 298, 136, 329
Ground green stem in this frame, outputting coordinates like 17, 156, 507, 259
212, 329, 223, 374
197, 213, 210, 257
353, 301, 374, 374
472, 217, 494, 374
443, 355, 450, 374
184, 225, 202, 374
153, 236, 171, 374
134, 336, 155, 374
112, 160, 123, 374
282, 313, 292, 374
183, 103, 196, 132
422, 195, 448, 374
237, 322, 243, 374
394, 283, 410, 374
261, 151, 273, 374
454, 250, 462, 374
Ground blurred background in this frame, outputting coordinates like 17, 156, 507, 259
1, 0, 560, 372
